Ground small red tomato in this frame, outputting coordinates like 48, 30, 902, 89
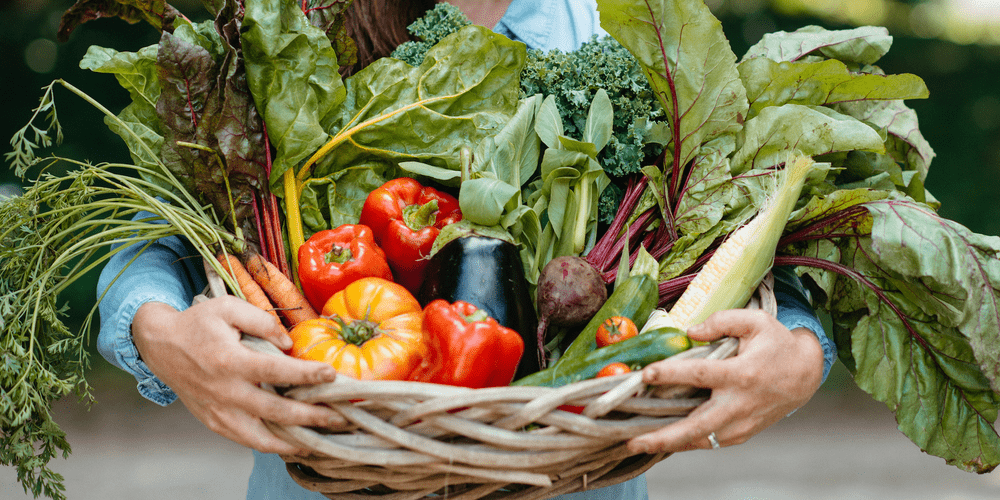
596, 362, 632, 378
594, 316, 638, 348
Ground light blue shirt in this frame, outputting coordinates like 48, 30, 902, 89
97, 1, 835, 499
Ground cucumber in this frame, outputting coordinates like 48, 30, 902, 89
557, 273, 658, 362
512, 327, 691, 387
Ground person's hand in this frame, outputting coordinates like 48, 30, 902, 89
627, 309, 824, 454
132, 296, 346, 455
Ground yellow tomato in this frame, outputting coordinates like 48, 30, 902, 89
289, 278, 427, 380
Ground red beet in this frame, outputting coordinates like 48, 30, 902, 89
535, 256, 608, 366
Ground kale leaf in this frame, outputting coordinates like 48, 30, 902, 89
392, 5, 666, 223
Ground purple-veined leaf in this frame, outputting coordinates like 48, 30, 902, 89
155, 14, 268, 245
864, 200, 1000, 391
57, 0, 180, 42
732, 104, 884, 173
595, 0, 748, 188
675, 137, 735, 235
780, 195, 1000, 472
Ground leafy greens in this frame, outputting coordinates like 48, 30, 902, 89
6, 2, 1000, 499
593, 0, 999, 473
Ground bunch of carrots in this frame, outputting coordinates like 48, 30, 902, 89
216, 253, 318, 335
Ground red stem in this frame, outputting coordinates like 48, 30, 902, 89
251, 194, 269, 263
259, 120, 292, 280
586, 175, 648, 268
773, 255, 927, 351
657, 274, 695, 308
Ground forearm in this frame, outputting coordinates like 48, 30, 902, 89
96, 218, 206, 405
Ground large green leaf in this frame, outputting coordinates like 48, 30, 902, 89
742, 25, 893, 65
596, 0, 748, 173
784, 195, 1000, 472
864, 201, 1000, 391
835, 99, 936, 184
739, 58, 928, 119
309, 25, 525, 179
242, 0, 346, 186
732, 104, 884, 173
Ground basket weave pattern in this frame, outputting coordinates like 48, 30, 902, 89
202, 263, 777, 499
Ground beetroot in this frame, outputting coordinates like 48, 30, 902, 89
535, 256, 608, 366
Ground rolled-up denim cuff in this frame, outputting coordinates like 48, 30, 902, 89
775, 307, 836, 382
98, 291, 188, 406
772, 266, 835, 382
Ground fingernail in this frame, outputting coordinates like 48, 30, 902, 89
278, 335, 293, 350
687, 323, 705, 336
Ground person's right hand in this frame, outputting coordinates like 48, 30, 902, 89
131, 296, 346, 455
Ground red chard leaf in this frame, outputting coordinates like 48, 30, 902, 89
58, 0, 180, 42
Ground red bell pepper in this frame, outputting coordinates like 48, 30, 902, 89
297, 224, 393, 311
358, 177, 461, 294
409, 299, 524, 388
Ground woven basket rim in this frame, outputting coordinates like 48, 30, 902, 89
200, 258, 776, 500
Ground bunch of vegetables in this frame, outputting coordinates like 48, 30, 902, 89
4, 0, 1000, 498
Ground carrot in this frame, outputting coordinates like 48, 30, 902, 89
216, 253, 286, 332
245, 253, 319, 327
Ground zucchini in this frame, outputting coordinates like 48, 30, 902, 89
512, 327, 691, 387
556, 273, 658, 362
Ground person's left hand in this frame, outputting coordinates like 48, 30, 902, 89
627, 309, 824, 454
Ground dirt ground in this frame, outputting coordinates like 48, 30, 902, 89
3, 365, 999, 500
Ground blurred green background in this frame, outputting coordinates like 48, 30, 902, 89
1, 0, 998, 383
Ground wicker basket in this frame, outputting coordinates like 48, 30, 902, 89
198, 260, 777, 499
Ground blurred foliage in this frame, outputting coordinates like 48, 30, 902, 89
2, 0, 999, 376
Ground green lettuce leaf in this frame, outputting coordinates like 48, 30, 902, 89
596, 0, 748, 173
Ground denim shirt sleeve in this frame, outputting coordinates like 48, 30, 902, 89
96, 212, 206, 406
772, 266, 836, 382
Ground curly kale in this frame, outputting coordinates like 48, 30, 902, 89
521, 37, 664, 179
391, 3, 472, 66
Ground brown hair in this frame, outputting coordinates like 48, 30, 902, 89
343, 0, 437, 74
